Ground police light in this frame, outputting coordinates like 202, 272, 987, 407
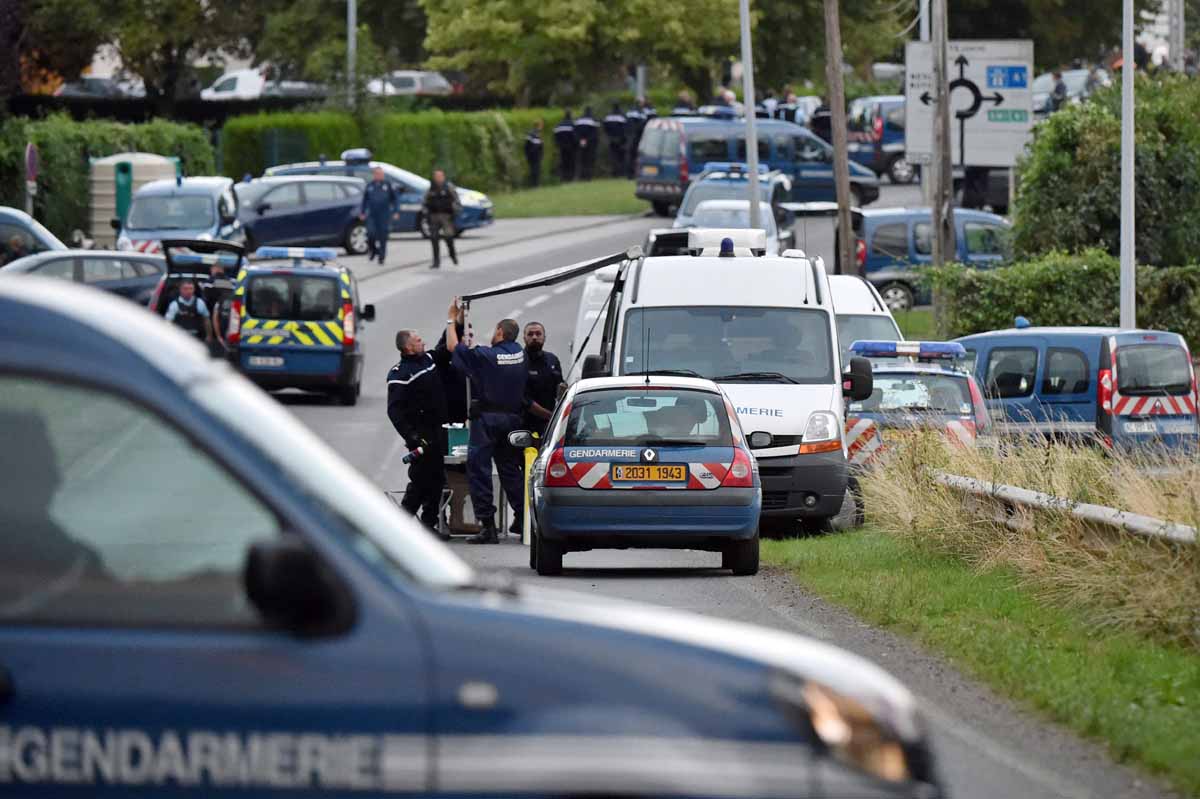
254, 247, 338, 263
341, 148, 372, 164
699, 162, 769, 176
172, 252, 241, 267
849, 340, 967, 361
1014, 315, 1032, 329
688, 228, 767, 255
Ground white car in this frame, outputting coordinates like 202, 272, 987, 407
201, 69, 325, 101
366, 70, 453, 97
674, 199, 786, 256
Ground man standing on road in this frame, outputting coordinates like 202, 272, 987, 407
446, 297, 526, 545
360, 167, 398, 265
553, 111, 576, 182
164, 281, 212, 344
521, 322, 564, 440
387, 329, 449, 538
603, 103, 627, 178
524, 119, 544, 188
574, 107, 600, 181
422, 169, 461, 270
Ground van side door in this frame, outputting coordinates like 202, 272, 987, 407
790, 132, 835, 201
1035, 341, 1099, 434
980, 339, 1043, 426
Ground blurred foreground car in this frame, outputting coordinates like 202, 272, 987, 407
0, 276, 942, 799
0, 249, 164, 304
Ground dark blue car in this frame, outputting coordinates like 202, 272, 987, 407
0, 249, 165, 304
0, 206, 66, 265
265, 149, 495, 239
846, 95, 913, 184
0, 275, 942, 799
235, 175, 368, 255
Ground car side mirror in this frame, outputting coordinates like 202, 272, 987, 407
110, 217, 121, 231
361, 303, 376, 321
748, 431, 773, 449
842, 356, 874, 401
582, 354, 608, 379
244, 538, 351, 636
256, 203, 271, 215
508, 430, 535, 449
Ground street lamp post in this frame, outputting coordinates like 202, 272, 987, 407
347, 0, 357, 109
1120, 0, 1135, 328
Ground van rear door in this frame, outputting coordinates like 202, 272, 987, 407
1108, 333, 1198, 447
240, 273, 345, 375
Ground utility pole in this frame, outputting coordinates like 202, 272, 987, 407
1169, 0, 1186, 72
738, 0, 763, 232
918, 0, 932, 205
824, 0, 855, 274
1120, 0, 1136, 327
346, 0, 357, 109
930, 0, 955, 268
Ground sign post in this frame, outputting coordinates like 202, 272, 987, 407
24, 143, 39, 217
1120, 0, 1135, 328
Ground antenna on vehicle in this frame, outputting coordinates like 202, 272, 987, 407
643, 325, 651, 387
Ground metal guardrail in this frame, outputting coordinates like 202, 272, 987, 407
932, 471, 1198, 545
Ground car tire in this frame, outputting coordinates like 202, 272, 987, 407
345, 221, 369, 255
651, 201, 672, 217
878, 282, 914, 313
338, 381, 360, 407
725, 536, 760, 576
534, 532, 563, 576
888, 155, 915, 184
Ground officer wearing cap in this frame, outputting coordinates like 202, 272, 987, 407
445, 297, 526, 545
624, 101, 647, 178
553, 111, 576, 182
387, 329, 449, 537
574, 107, 600, 181
602, 103, 627, 178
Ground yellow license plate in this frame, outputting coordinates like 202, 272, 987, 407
611, 464, 686, 482
641, 165, 659, 176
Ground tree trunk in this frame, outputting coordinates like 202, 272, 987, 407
823, 0, 856, 276
0, 0, 23, 111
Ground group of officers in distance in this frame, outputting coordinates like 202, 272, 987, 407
524, 99, 657, 185
387, 297, 564, 545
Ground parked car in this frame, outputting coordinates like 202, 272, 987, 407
1032, 68, 1106, 118
366, 70, 453, 96
266, 149, 494, 238
0, 207, 67, 265
0, 250, 164, 304
235, 176, 367, 255
201, 68, 325, 101
54, 76, 145, 99
634, 116, 880, 216
674, 199, 789, 256
115, 177, 244, 254
847, 95, 913, 184
673, 162, 794, 231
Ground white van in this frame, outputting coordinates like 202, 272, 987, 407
827, 274, 902, 362
567, 263, 618, 383
580, 229, 873, 533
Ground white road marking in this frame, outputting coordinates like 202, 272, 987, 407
525, 293, 551, 308
552, 282, 576, 295
505, 309, 523, 319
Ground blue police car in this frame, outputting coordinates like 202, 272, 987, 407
227, 247, 375, 405
0, 275, 942, 797
115, 176, 244, 254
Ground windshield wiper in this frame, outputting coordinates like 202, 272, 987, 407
628, 368, 702, 378
712, 371, 799, 384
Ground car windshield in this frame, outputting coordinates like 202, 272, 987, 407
622, 306, 835, 384
1116, 344, 1193, 396
850, 372, 974, 415
565, 388, 733, 446
837, 314, 902, 362
681, 182, 771, 216
246, 275, 341, 321
127, 195, 214, 231
691, 203, 775, 235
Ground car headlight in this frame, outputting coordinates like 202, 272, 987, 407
116, 235, 132, 251
803, 411, 839, 442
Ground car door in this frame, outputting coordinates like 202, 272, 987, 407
0, 371, 430, 795
961, 220, 1008, 268
392, 179, 425, 234
1036, 344, 1097, 431
299, 181, 347, 244
790, 132, 835, 201
250, 183, 304, 245
981, 342, 1043, 425
28, 256, 79, 282
80, 256, 144, 300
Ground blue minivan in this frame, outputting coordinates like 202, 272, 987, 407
116, 177, 244, 254
847, 95, 913, 184
955, 324, 1199, 451
634, 117, 881, 216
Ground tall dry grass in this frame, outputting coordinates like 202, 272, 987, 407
860, 433, 1200, 649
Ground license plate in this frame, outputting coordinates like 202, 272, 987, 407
611, 464, 686, 482
248, 356, 285, 368
1123, 421, 1156, 434
641, 165, 659, 176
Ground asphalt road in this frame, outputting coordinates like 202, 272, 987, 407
285, 186, 1177, 799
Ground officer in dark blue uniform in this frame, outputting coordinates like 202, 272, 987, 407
624, 102, 646, 178
446, 298, 525, 544
524, 119, 544, 187
602, 103, 627, 178
574, 107, 600, 181
359, 167, 398, 264
387, 329, 449, 538
553, 111, 576, 182
521, 321, 563, 439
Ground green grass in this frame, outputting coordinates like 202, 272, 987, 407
895, 308, 937, 339
491, 179, 647, 218
762, 530, 1200, 795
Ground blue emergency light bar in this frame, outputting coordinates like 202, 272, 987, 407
700, 162, 770, 175
254, 247, 338, 263
171, 252, 241, 267
850, 340, 967, 361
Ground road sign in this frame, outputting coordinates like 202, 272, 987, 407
904, 39, 1034, 168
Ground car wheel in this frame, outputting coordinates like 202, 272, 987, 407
417, 213, 431, 239
651, 201, 672, 217
345, 221, 369, 255
338, 381, 360, 407
725, 536, 760, 576
878, 282, 914, 313
534, 532, 563, 576
888, 156, 915, 184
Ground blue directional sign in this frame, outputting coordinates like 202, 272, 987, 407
987, 65, 1028, 89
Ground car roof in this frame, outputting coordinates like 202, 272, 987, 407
574, 376, 725, 393
242, 261, 345, 276
827, 275, 891, 315
2, 249, 164, 267
633, 255, 825, 309
693, 199, 771, 211
0, 206, 39, 224
244, 175, 364, 186
860, 207, 1009, 224
267, 160, 429, 185
957, 326, 1122, 340
137, 177, 231, 196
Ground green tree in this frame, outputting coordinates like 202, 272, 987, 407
0, 0, 113, 101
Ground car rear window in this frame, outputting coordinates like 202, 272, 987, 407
689, 132, 729, 162
1116, 344, 1192, 396
849, 372, 974, 415
870, 223, 908, 259
246, 275, 341, 321
565, 388, 732, 446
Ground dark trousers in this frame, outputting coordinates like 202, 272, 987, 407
608, 141, 626, 177
559, 149, 575, 182
527, 157, 541, 187
429, 213, 457, 266
579, 145, 596, 180
467, 412, 523, 527
366, 215, 389, 262
401, 429, 446, 527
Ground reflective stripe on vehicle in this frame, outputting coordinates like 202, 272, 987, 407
241, 318, 343, 347
845, 417, 882, 466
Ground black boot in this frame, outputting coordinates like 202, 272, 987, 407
508, 517, 522, 535
466, 522, 500, 545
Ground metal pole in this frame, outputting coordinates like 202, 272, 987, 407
1170, 0, 1186, 72
738, 0, 763, 232
636, 65, 646, 101
918, 0, 929, 41
1120, 0, 1136, 328
346, 0, 357, 109
919, 0, 932, 205
930, 0, 953, 268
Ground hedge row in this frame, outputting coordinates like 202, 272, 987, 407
220, 108, 630, 193
927, 250, 1200, 352
0, 114, 214, 239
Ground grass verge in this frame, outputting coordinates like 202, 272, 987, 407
762, 530, 1200, 795
894, 308, 936, 339
491, 179, 646, 218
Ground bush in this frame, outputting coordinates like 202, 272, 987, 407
221, 111, 363, 181
1014, 74, 1200, 266
927, 250, 1200, 352
0, 114, 214, 239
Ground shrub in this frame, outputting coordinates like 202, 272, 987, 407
221, 111, 363, 180
927, 250, 1200, 352
0, 114, 214, 239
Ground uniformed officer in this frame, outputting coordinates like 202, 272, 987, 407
164, 281, 212, 343
434, 309, 478, 534
422, 169, 462, 270
671, 90, 696, 116
553, 111, 576, 182
574, 107, 600, 181
624, 102, 646, 178
387, 329, 449, 537
359, 167, 398, 264
524, 119, 544, 187
521, 321, 564, 439
445, 297, 525, 545
203, 262, 235, 352
602, 103, 627, 178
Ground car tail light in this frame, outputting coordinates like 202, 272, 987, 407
1098, 367, 1113, 414
227, 298, 242, 344
148, 279, 164, 311
721, 447, 755, 487
342, 302, 355, 348
872, 115, 883, 142
545, 447, 577, 487
967, 377, 989, 431
679, 136, 689, 185
855, 239, 867, 268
